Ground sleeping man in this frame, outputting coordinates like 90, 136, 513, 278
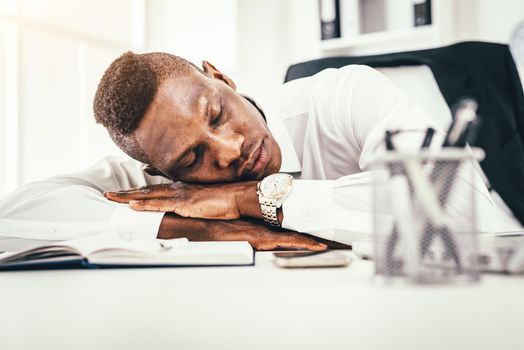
0, 52, 500, 251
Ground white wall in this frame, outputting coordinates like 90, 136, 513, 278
454, 0, 524, 44
0, 20, 9, 197
287, 0, 322, 65
235, 0, 290, 107
147, 0, 238, 75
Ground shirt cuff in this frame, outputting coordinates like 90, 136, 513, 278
108, 204, 165, 241
282, 179, 335, 241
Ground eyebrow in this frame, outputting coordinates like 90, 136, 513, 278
163, 95, 211, 174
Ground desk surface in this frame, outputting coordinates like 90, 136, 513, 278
1, 251, 523, 350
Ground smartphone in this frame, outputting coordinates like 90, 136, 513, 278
273, 250, 351, 268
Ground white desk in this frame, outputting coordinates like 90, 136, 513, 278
1, 251, 523, 350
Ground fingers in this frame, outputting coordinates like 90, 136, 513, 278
253, 242, 279, 251
316, 238, 351, 250
254, 241, 327, 251
104, 184, 175, 203
286, 233, 327, 251
254, 233, 327, 251
128, 198, 179, 212
288, 240, 327, 251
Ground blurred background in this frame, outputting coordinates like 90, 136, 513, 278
0, 0, 523, 199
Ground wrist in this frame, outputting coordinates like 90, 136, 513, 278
235, 181, 263, 219
157, 213, 209, 240
234, 181, 284, 226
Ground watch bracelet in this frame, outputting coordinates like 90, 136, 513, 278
260, 199, 280, 226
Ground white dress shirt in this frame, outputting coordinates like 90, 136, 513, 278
0, 65, 518, 251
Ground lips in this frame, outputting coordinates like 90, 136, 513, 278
240, 140, 267, 179
250, 140, 267, 176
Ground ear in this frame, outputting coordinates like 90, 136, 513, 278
202, 60, 237, 91
142, 164, 172, 180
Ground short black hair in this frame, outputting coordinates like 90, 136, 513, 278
93, 51, 199, 163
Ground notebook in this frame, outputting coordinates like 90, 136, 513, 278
0, 234, 254, 270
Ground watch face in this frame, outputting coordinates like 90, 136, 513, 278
260, 173, 293, 199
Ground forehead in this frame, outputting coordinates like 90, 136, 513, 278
153, 72, 211, 116
133, 72, 213, 167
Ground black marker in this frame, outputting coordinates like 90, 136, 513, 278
442, 98, 478, 148
385, 130, 395, 151
420, 127, 435, 150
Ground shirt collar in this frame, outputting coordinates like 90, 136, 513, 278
241, 94, 301, 174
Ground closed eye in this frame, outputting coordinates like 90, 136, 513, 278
188, 145, 203, 169
210, 101, 224, 127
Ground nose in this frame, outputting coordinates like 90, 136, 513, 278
210, 131, 244, 169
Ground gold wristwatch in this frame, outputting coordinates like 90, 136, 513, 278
256, 173, 294, 226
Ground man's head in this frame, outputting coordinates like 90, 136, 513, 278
93, 51, 281, 183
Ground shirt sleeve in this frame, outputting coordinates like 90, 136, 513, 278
0, 156, 168, 251
281, 65, 497, 245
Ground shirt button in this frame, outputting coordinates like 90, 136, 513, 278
49, 227, 57, 234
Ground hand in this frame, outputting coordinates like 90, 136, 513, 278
159, 214, 327, 251
105, 181, 260, 220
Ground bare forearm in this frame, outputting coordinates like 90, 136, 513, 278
157, 213, 327, 251
157, 214, 212, 240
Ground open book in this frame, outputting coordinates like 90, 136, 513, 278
0, 234, 254, 270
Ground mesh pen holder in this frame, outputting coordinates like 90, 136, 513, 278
369, 148, 485, 284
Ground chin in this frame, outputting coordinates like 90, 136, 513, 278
264, 164, 279, 177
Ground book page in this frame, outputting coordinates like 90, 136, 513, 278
64, 234, 189, 256
88, 241, 253, 266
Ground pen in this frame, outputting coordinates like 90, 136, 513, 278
421, 127, 435, 150
442, 98, 478, 148
457, 117, 482, 147
385, 130, 396, 151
